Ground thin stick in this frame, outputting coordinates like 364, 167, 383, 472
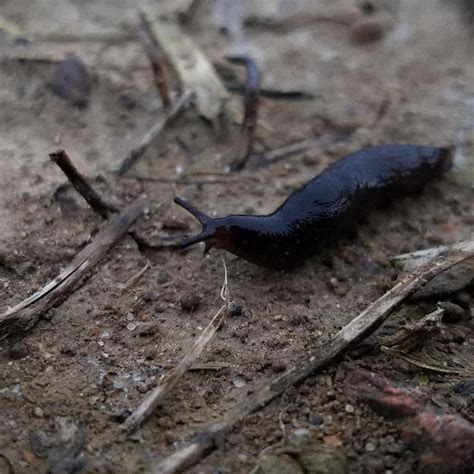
380, 347, 469, 375
226, 56, 261, 171
154, 240, 474, 473
50, 150, 117, 218
118, 91, 193, 175
122, 258, 231, 432
0, 197, 147, 337
137, 12, 171, 108
253, 135, 340, 168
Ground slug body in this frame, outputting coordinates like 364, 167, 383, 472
175, 145, 452, 268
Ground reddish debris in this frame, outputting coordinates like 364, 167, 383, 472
350, 369, 474, 473
348, 369, 429, 417
403, 413, 474, 474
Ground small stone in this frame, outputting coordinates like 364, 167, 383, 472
180, 293, 201, 312
294, 428, 310, 438
344, 404, 355, 413
365, 442, 376, 452
9, 342, 29, 359
233, 378, 246, 388
49, 54, 92, 107
126, 312, 135, 321
138, 322, 159, 337
386, 443, 402, 454
33, 407, 44, 418
439, 301, 466, 323
229, 302, 243, 317
127, 322, 136, 331
350, 16, 389, 44
309, 414, 324, 426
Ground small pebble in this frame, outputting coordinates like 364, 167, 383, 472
33, 407, 44, 418
49, 54, 91, 107
126, 312, 135, 322
439, 301, 466, 323
127, 322, 136, 331
233, 378, 246, 388
180, 293, 201, 312
365, 442, 376, 452
293, 428, 310, 438
9, 342, 29, 359
345, 404, 355, 413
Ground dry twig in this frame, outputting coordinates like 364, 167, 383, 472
50, 150, 116, 218
226, 55, 261, 171
122, 259, 232, 432
118, 91, 193, 175
154, 240, 474, 473
137, 12, 171, 108
0, 197, 147, 337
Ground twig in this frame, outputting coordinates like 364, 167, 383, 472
381, 307, 444, 352
122, 258, 232, 432
253, 135, 342, 168
128, 175, 260, 185
118, 91, 193, 175
380, 347, 469, 375
154, 240, 474, 473
0, 197, 147, 337
137, 12, 171, 108
225, 82, 317, 100
226, 56, 261, 171
50, 150, 117, 218
390, 245, 450, 271
118, 261, 151, 290
157, 362, 229, 371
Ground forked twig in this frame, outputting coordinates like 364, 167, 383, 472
122, 258, 232, 432
0, 197, 148, 337
118, 91, 193, 175
154, 240, 474, 473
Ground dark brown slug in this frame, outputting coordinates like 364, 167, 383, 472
174, 144, 453, 268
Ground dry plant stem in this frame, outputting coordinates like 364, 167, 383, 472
50, 150, 117, 218
0, 197, 147, 336
122, 304, 228, 432
382, 307, 444, 351
255, 135, 337, 168
226, 56, 261, 171
154, 240, 474, 474
123, 259, 231, 432
137, 12, 170, 108
380, 347, 469, 375
118, 91, 192, 175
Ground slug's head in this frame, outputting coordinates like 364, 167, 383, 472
174, 197, 232, 253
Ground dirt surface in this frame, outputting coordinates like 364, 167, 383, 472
0, 0, 473, 473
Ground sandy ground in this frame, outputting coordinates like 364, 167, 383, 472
0, 0, 473, 473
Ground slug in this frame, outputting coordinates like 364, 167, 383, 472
174, 144, 453, 268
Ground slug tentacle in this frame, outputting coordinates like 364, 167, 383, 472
174, 197, 218, 250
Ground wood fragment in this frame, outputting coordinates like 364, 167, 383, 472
50, 150, 116, 218
137, 12, 171, 108
118, 91, 193, 175
390, 245, 450, 270
140, 10, 229, 127
381, 307, 444, 352
154, 240, 474, 473
123, 260, 232, 432
0, 197, 147, 337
